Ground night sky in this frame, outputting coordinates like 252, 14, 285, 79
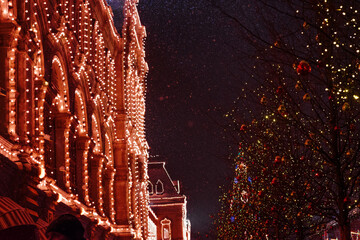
108, 0, 249, 237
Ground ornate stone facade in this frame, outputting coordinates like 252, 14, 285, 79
0, 0, 149, 239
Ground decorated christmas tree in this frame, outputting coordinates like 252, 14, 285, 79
216, 149, 271, 239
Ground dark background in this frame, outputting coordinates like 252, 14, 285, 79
108, 0, 246, 238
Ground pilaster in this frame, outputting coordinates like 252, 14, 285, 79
89, 153, 105, 215
16, 38, 29, 143
54, 111, 71, 191
75, 135, 90, 203
113, 140, 129, 225
103, 164, 114, 220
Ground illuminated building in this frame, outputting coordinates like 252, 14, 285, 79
0, 0, 149, 239
148, 161, 191, 240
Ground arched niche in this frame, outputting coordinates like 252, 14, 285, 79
65, 88, 91, 202
51, 55, 70, 112
43, 55, 71, 190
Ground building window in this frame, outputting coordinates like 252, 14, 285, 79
161, 218, 171, 240
156, 180, 164, 194
148, 181, 154, 195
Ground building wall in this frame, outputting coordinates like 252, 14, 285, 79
151, 202, 189, 240
0, 0, 149, 239
148, 161, 191, 240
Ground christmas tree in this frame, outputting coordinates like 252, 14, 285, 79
216, 149, 270, 239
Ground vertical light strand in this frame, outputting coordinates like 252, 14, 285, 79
8, 47, 16, 137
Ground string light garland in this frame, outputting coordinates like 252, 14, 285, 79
1, 0, 149, 237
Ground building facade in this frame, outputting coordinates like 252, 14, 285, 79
0, 0, 149, 239
148, 161, 191, 240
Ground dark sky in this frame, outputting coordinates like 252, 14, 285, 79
108, 0, 246, 237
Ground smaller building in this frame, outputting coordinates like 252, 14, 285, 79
148, 161, 191, 240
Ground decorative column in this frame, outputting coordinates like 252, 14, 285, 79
113, 139, 129, 225
75, 135, 90, 204
130, 153, 139, 228
138, 158, 148, 237
16, 38, 29, 143
103, 165, 114, 220
34, 78, 48, 173
113, 109, 131, 228
89, 153, 105, 214
54, 112, 71, 191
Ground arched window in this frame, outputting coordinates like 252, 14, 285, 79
147, 181, 154, 195
160, 218, 171, 240
156, 180, 164, 195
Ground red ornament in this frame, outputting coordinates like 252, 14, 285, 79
305, 139, 312, 147
297, 60, 311, 75
276, 86, 283, 95
260, 96, 267, 105
342, 102, 350, 111
274, 156, 281, 164
303, 93, 311, 101
271, 177, 277, 185
278, 104, 286, 116
303, 22, 310, 29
